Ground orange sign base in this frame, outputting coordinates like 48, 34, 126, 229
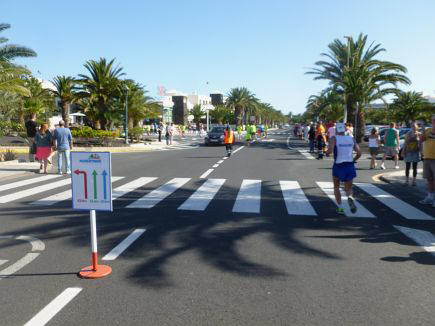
79, 264, 112, 279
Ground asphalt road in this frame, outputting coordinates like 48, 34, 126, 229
0, 129, 434, 326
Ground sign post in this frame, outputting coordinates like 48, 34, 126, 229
71, 152, 113, 279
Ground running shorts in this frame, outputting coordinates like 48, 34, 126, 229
332, 162, 356, 182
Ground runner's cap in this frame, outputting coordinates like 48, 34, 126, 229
336, 123, 346, 133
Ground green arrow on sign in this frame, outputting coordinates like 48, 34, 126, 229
92, 170, 98, 200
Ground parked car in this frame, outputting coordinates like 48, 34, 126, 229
204, 126, 226, 145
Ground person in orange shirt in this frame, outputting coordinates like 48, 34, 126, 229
224, 125, 235, 157
315, 121, 326, 159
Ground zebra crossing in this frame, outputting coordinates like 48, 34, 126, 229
0, 175, 432, 221
157, 143, 200, 151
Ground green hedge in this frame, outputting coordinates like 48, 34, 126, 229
0, 121, 25, 137
71, 126, 120, 139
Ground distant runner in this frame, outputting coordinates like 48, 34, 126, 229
224, 125, 235, 157
326, 123, 361, 215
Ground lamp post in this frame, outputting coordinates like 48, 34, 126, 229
343, 35, 352, 124
125, 86, 129, 145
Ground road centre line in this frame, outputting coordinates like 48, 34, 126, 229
102, 229, 146, 260
232, 146, 245, 154
217, 160, 224, 164
199, 169, 214, 179
212, 164, 219, 168
222, 157, 228, 160
24, 287, 82, 326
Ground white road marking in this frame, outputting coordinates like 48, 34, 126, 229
316, 182, 375, 218
112, 177, 155, 200
233, 179, 261, 213
24, 287, 82, 326
0, 260, 8, 266
394, 225, 435, 255
280, 181, 317, 216
199, 169, 214, 179
0, 253, 40, 280
0, 175, 60, 193
127, 178, 190, 209
222, 157, 228, 160
16, 235, 45, 251
102, 229, 146, 260
298, 149, 315, 159
0, 178, 71, 204
212, 164, 219, 168
179, 179, 226, 211
355, 183, 434, 220
31, 177, 124, 205
261, 138, 275, 142
217, 160, 224, 164
232, 146, 245, 154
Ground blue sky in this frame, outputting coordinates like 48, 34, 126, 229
2, 0, 435, 114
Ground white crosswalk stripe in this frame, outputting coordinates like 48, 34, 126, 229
2, 176, 433, 223
0, 178, 72, 204
0, 174, 60, 193
179, 178, 226, 211
30, 177, 125, 206
126, 178, 191, 209
280, 181, 317, 215
233, 179, 261, 213
355, 183, 434, 220
316, 182, 376, 218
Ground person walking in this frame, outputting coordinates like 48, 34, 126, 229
165, 123, 173, 145
236, 125, 242, 140
224, 125, 234, 157
34, 123, 52, 174
380, 122, 400, 170
419, 115, 435, 206
402, 122, 421, 186
326, 123, 362, 215
25, 113, 37, 162
157, 123, 162, 142
308, 123, 316, 153
316, 121, 326, 159
52, 120, 73, 175
368, 127, 381, 169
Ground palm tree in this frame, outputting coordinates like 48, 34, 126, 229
189, 104, 204, 129
390, 91, 430, 125
0, 62, 30, 96
226, 87, 257, 125
51, 76, 77, 127
308, 33, 410, 142
210, 105, 233, 124
77, 58, 125, 129
0, 23, 36, 62
21, 77, 53, 123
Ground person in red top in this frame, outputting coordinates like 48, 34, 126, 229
224, 125, 235, 157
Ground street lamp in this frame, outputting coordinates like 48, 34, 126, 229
124, 86, 129, 145
343, 35, 352, 124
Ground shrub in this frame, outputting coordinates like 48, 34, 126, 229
71, 127, 120, 139
129, 127, 144, 141
3, 149, 17, 161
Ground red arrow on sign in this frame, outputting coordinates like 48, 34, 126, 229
74, 169, 88, 199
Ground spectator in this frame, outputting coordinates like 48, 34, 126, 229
402, 122, 421, 186
166, 123, 173, 145
380, 122, 400, 170
53, 120, 73, 175
368, 127, 380, 169
34, 123, 52, 174
308, 123, 316, 153
157, 123, 163, 142
25, 113, 37, 162
316, 121, 326, 159
419, 115, 435, 206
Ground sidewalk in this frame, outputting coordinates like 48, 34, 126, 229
376, 168, 426, 194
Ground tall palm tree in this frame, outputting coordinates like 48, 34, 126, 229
21, 77, 53, 123
0, 23, 36, 62
189, 104, 204, 129
51, 76, 77, 127
307, 33, 410, 142
77, 58, 125, 129
390, 91, 430, 125
226, 87, 257, 125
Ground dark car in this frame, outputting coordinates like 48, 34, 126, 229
204, 126, 226, 145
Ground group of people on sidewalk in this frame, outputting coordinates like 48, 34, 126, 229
25, 115, 73, 174
312, 115, 435, 214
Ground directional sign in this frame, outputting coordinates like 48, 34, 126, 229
71, 152, 112, 211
